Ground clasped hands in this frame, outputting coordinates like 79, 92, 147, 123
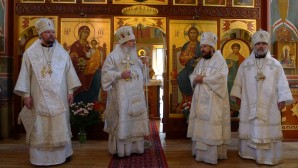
121, 70, 132, 79
193, 75, 204, 85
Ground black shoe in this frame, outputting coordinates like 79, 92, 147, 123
65, 156, 71, 163
113, 154, 123, 159
133, 153, 143, 157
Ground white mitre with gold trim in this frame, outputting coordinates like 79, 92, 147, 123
116, 26, 136, 44
252, 29, 270, 45
35, 18, 55, 35
200, 32, 217, 48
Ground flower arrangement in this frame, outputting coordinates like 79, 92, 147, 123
70, 101, 100, 132
182, 101, 191, 122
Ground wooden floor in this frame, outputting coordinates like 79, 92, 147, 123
0, 121, 298, 168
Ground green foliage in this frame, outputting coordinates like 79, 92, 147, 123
70, 102, 100, 131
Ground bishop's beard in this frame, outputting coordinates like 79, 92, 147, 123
122, 46, 138, 60
41, 35, 55, 46
202, 50, 213, 59
254, 48, 268, 58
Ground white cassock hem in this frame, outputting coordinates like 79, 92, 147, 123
29, 142, 73, 166
192, 141, 228, 164
238, 140, 283, 165
116, 138, 144, 157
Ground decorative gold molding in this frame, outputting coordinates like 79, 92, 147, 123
282, 125, 298, 130
122, 5, 158, 16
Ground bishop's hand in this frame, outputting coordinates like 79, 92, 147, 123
121, 70, 132, 79
140, 56, 150, 66
194, 75, 204, 85
278, 101, 285, 111
24, 96, 33, 109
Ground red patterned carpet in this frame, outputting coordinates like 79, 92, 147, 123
108, 121, 168, 168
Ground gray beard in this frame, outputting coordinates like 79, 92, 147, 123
122, 46, 138, 60
254, 48, 268, 57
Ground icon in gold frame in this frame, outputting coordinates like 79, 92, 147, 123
173, 0, 198, 6
51, 0, 76, 3
21, 0, 45, 3
82, 0, 107, 4
232, 0, 254, 7
203, 0, 226, 6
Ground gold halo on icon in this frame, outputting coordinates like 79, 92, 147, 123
184, 24, 203, 41
74, 22, 95, 41
138, 49, 146, 57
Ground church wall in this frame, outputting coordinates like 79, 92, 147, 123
4, 0, 275, 140
0, 0, 14, 139
270, 0, 298, 141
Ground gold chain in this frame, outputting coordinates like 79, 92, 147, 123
254, 58, 266, 81
200, 59, 210, 77
41, 44, 54, 77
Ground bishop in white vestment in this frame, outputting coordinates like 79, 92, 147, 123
187, 32, 231, 164
101, 26, 149, 157
231, 30, 293, 165
14, 18, 81, 166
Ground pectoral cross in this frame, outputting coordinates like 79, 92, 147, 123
121, 55, 134, 80
47, 65, 52, 77
255, 72, 266, 81
121, 55, 134, 70
41, 66, 47, 78
41, 65, 52, 78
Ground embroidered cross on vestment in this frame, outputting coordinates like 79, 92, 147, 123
243, 61, 255, 71
267, 60, 278, 70
207, 62, 218, 74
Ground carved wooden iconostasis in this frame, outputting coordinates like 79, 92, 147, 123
169, 19, 217, 117
113, 16, 166, 119
16, 16, 112, 139
271, 0, 298, 141
276, 43, 298, 140
220, 19, 255, 131
18, 16, 58, 54
13, 0, 267, 140
167, 18, 257, 138
18, 16, 111, 103
60, 18, 110, 104
284, 75, 298, 141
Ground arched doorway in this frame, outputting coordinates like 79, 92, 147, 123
220, 28, 253, 131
